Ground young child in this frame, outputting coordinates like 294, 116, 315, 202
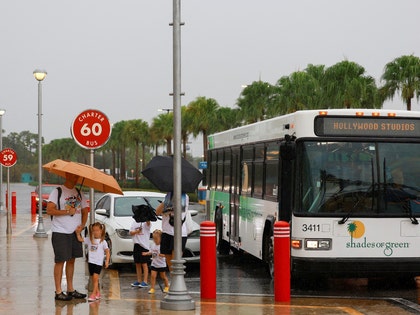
77, 222, 110, 302
148, 229, 170, 294
129, 220, 151, 288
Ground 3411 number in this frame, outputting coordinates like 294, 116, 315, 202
302, 224, 320, 232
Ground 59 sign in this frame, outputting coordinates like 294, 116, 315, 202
71, 109, 112, 150
0, 148, 17, 167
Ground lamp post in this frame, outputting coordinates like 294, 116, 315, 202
33, 69, 48, 238
158, 108, 173, 114
160, 0, 195, 311
0, 109, 5, 212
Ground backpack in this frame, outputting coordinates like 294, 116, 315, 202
51, 186, 82, 219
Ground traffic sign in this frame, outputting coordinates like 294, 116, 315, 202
0, 148, 17, 167
71, 109, 112, 149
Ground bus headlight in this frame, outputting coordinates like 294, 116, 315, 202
304, 238, 331, 250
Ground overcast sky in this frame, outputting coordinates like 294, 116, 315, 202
1, 0, 419, 156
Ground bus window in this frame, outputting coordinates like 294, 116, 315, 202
296, 141, 420, 217
241, 146, 254, 195
253, 162, 263, 197
265, 143, 280, 200
265, 161, 279, 200
223, 162, 231, 192
223, 149, 231, 192
210, 151, 217, 190
241, 162, 251, 195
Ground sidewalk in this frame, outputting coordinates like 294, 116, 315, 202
1, 211, 420, 315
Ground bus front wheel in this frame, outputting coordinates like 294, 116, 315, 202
263, 232, 274, 278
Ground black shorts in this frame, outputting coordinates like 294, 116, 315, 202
160, 233, 187, 255
52, 232, 83, 263
151, 265, 168, 273
88, 263, 102, 275
133, 244, 150, 264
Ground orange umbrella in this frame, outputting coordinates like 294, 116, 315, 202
43, 159, 123, 195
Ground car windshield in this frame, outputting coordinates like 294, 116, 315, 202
295, 141, 420, 217
114, 196, 164, 217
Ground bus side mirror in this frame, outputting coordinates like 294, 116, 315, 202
280, 135, 296, 160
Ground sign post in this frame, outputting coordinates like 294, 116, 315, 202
71, 109, 112, 223
0, 148, 17, 235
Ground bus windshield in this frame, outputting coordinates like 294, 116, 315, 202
296, 141, 420, 218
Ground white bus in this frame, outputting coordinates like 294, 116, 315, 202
207, 109, 420, 278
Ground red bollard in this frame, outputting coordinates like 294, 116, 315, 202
12, 192, 16, 215
31, 192, 37, 214
200, 221, 216, 299
274, 221, 291, 302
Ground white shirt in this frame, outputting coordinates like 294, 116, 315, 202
49, 185, 89, 234
150, 243, 167, 269
84, 237, 109, 266
130, 221, 151, 249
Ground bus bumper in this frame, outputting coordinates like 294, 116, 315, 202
292, 257, 420, 277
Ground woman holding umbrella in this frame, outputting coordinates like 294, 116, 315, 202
155, 192, 189, 271
47, 173, 90, 301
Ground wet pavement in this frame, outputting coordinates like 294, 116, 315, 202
1, 183, 420, 314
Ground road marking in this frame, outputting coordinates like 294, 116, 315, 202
12, 222, 38, 236
107, 269, 121, 300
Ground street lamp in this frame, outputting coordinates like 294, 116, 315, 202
33, 69, 48, 238
0, 109, 5, 212
160, 0, 195, 311
158, 108, 173, 114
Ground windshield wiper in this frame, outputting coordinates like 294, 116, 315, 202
339, 159, 375, 224
338, 194, 365, 224
407, 203, 419, 225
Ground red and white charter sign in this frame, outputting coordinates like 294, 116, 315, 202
71, 109, 112, 149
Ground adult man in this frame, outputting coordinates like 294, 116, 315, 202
47, 173, 89, 301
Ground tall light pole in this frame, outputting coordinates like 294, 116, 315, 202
33, 69, 48, 238
0, 109, 5, 213
160, 0, 195, 311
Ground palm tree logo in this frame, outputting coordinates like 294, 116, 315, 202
347, 222, 357, 244
347, 220, 366, 243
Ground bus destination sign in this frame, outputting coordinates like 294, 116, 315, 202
314, 116, 420, 138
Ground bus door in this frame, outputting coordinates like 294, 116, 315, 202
230, 148, 240, 245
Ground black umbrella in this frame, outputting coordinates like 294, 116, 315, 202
132, 204, 158, 223
141, 156, 204, 193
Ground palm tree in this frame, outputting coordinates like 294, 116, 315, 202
123, 119, 149, 186
381, 55, 420, 111
150, 113, 174, 155
237, 81, 277, 123
107, 121, 127, 180
215, 106, 241, 132
347, 222, 357, 244
186, 96, 219, 161
324, 60, 380, 109
275, 71, 321, 114
181, 106, 193, 158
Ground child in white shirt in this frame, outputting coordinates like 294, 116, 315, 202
129, 220, 151, 287
147, 229, 169, 294
77, 222, 110, 302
